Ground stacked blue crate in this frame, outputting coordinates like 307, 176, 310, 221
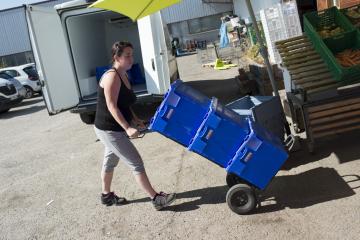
149, 82, 288, 190
149, 80, 212, 146
188, 98, 250, 168
226, 119, 288, 190
226, 96, 285, 141
95, 64, 145, 84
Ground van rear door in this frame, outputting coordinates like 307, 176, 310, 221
138, 13, 171, 95
26, 5, 79, 115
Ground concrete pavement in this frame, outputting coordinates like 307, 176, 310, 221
0, 54, 359, 240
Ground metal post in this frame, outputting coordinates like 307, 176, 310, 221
245, 0, 279, 96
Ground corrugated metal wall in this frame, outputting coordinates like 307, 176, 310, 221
0, 0, 68, 56
0, 8, 29, 56
0, 0, 233, 57
233, 0, 279, 21
161, 0, 233, 24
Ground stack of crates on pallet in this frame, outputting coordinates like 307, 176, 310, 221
260, 0, 302, 64
150, 80, 288, 190
248, 63, 285, 95
304, 6, 360, 84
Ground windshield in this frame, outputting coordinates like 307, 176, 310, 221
23, 66, 39, 78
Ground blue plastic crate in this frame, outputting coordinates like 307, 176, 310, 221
188, 98, 250, 168
127, 63, 145, 84
96, 65, 111, 82
95, 64, 144, 84
149, 80, 212, 146
226, 95, 285, 141
226, 119, 288, 190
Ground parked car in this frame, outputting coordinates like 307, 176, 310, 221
0, 63, 42, 98
0, 72, 27, 98
0, 78, 23, 113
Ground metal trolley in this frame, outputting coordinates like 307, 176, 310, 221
148, 80, 294, 214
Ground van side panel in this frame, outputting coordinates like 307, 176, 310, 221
138, 13, 171, 95
26, 5, 79, 114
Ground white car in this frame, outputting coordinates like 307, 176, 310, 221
0, 72, 27, 98
0, 63, 42, 98
0, 78, 23, 113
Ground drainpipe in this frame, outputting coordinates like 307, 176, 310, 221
245, 0, 279, 96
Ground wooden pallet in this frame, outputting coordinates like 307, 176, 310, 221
306, 96, 360, 139
275, 34, 340, 94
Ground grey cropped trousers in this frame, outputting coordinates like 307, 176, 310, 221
94, 127, 145, 174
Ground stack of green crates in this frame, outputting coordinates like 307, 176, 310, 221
341, 5, 360, 29
304, 6, 360, 84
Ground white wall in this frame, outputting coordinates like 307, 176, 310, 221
233, 0, 280, 21
105, 22, 143, 68
66, 15, 107, 80
65, 12, 145, 97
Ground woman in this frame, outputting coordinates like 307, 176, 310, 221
94, 41, 176, 210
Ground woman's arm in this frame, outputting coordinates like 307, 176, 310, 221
122, 74, 145, 128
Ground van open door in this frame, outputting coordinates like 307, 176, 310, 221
26, 5, 79, 115
138, 12, 171, 95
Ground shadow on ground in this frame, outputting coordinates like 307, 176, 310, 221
18, 96, 44, 107
255, 167, 359, 214
0, 97, 45, 120
283, 130, 360, 169
130, 167, 359, 214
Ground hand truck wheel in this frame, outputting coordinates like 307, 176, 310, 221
226, 183, 256, 215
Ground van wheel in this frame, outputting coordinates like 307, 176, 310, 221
24, 86, 34, 99
80, 112, 95, 124
0, 108, 10, 114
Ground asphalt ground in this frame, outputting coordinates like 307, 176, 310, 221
0, 54, 359, 240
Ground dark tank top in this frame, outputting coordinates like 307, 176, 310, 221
94, 68, 137, 131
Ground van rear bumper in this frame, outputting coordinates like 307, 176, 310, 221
70, 100, 96, 114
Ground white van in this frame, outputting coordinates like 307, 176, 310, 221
25, 0, 178, 124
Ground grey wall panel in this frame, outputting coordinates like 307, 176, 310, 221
1, 0, 233, 57
233, 0, 279, 21
161, 0, 233, 24
0, 8, 29, 55
0, 0, 69, 56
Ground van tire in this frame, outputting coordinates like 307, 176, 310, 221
0, 108, 10, 114
80, 112, 95, 124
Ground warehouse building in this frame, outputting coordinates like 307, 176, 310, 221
0, 0, 233, 68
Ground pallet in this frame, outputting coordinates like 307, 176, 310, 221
306, 96, 360, 138
275, 34, 340, 94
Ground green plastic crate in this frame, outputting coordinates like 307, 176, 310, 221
341, 5, 360, 29
304, 7, 360, 83
304, 7, 355, 43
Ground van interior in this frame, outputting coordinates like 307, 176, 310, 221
65, 10, 147, 100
